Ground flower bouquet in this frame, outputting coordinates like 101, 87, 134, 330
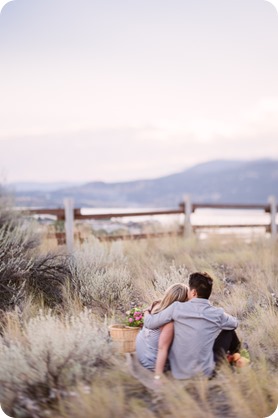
125, 307, 144, 328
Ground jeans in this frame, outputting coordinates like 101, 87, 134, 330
213, 330, 241, 363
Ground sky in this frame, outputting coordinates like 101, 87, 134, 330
0, 0, 278, 183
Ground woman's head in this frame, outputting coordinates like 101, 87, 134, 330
152, 283, 188, 314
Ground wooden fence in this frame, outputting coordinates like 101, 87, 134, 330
21, 195, 278, 251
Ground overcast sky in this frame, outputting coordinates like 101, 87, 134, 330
1, 0, 278, 183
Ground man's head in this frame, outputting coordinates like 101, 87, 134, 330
188, 272, 213, 300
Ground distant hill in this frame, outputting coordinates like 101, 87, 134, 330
8, 181, 83, 193
11, 159, 278, 208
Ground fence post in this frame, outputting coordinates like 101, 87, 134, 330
268, 195, 277, 240
183, 195, 192, 237
64, 198, 74, 252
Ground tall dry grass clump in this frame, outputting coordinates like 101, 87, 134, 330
0, 309, 118, 417
0, 205, 72, 312
69, 238, 136, 314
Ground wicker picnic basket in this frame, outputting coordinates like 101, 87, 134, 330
108, 324, 140, 353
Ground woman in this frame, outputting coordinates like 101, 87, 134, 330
136, 283, 188, 377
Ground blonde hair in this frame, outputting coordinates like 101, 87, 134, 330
152, 283, 188, 314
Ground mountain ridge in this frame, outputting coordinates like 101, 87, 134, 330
9, 158, 278, 208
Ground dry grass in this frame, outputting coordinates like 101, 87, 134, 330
69, 238, 135, 314
0, 309, 119, 417
0, 211, 277, 418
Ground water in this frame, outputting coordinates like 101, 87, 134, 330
81, 207, 271, 225
80, 207, 274, 237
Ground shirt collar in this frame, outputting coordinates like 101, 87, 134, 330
190, 298, 211, 305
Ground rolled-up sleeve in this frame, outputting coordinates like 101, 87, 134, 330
144, 303, 175, 329
220, 311, 238, 330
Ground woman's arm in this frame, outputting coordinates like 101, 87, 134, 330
154, 322, 174, 377
144, 303, 175, 329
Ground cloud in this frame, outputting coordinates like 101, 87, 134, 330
1, 1, 278, 182
132, 96, 278, 145
1, 96, 278, 183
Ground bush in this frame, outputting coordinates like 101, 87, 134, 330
153, 261, 189, 296
28, 252, 72, 308
0, 310, 116, 417
70, 239, 134, 313
0, 219, 39, 311
0, 208, 72, 311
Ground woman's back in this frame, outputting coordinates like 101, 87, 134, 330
136, 326, 161, 370
135, 283, 188, 373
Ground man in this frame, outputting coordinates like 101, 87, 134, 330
144, 272, 239, 380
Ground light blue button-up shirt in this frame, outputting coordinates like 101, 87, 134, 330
144, 298, 238, 379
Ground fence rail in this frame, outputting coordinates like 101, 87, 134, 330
190, 203, 273, 212
23, 203, 276, 220
22, 195, 278, 250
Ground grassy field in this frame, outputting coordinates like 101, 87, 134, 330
0, 204, 277, 418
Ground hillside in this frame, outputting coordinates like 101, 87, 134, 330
11, 159, 278, 207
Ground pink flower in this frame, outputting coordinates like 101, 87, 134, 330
125, 307, 144, 327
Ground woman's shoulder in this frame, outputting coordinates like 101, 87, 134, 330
150, 299, 162, 314
174, 300, 189, 310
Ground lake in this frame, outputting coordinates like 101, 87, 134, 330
80, 207, 274, 237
